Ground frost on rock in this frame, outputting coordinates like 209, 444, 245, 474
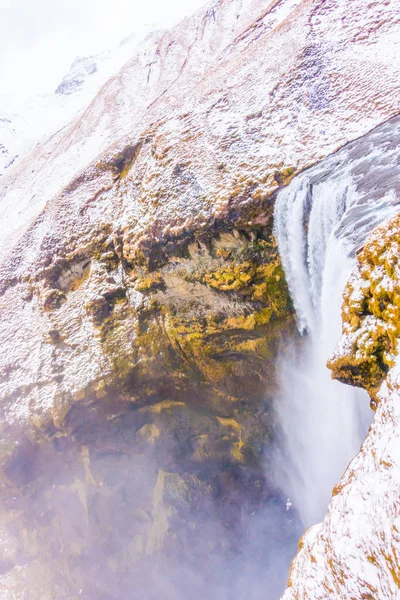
1, 0, 400, 259
55, 56, 99, 96
0, 30, 157, 180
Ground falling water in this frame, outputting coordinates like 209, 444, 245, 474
273, 117, 400, 527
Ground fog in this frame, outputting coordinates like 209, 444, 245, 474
0, 0, 208, 97
2, 392, 301, 599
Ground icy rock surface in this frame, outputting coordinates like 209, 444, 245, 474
55, 56, 99, 96
0, 31, 158, 179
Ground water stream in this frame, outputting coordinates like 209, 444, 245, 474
273, 116, 400, 527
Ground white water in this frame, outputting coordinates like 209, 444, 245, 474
274, 171, 373, 527
273, 113, 400, 528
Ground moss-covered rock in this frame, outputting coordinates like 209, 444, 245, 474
0, 217, 296, 598
329, 214, 400, 400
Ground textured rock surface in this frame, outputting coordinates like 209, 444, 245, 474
0, 0, 400, 597
1, 0, 400, 256
0, 206, 298, 596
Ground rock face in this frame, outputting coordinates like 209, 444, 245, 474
1, 0, 399, 256
0, 0, 400, 598
55, 56, 99, 96
330, 209, 400, 400
0, 203, 298, 597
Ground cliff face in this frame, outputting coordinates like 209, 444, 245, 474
2, 0, 400, 258
1, 0, 400, 598
0, 187, 298, 598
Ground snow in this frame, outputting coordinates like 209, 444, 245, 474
273, 116, 400, 534
0, 0, 399, 596
0, 30, 162, 179
284, 210, 400, 598
1, 0, 399, 269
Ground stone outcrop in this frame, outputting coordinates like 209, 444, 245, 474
0, 0, 400, 597
0, 214, 298, 598
329, 215, 400, 400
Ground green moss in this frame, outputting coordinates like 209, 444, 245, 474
92, 226, 295, 402
274, 166, 297, 186
189, 237, 292, 319
203, 262, 257, 291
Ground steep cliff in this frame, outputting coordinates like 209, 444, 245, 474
0, 0, 400, 598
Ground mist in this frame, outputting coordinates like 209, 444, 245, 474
1, 387, 302, 600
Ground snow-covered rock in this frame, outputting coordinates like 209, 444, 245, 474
0, 0, 399, 597
1, 0, 399, 263
0, 30, 161, 179
55, 56, 99, 96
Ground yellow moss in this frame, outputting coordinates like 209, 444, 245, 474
202, 248, 289, 318
159, 241, 293, 384
224, 314, 257, 330
100, 232, 293, 397
216, 417, 241, 432
254, 307, 273, 326
140, 401, 185, 414
279, 166, 297, 184
330, 213, 400, 392
230, 442, 245, 463
203, 262, 256, 291
193, 354, 236, 384
235, 338, 271, 358
135, 272, 165, 292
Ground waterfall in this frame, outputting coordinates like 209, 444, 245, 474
274, 176, 370, 526
273, 119, 400, 527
